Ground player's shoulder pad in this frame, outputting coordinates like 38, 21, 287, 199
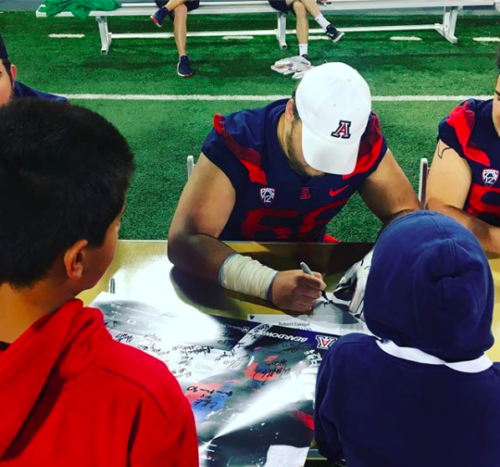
445, 99, 490, 166
212, 108, 268, 184
359, 112, 383, 153
446, 99, 478, 134
343, 113, 386, 179
213, 108, 265, 149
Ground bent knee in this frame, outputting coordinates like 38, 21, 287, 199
293, 1, 307, 16
173, 3, 188, 18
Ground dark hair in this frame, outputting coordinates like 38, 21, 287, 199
291, 89, 301, 121
1, 58, 12, 82
0, 99, 135, 288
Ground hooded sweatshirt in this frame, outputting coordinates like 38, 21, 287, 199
314, 211, 500, 467
0, 299, 199, 467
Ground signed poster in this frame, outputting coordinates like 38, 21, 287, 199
93, 293, 342, 467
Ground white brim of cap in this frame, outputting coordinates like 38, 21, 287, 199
302, 122, 360, 175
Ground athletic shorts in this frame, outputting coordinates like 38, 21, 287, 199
268, 0, 296, 14
154, 0, 200, 20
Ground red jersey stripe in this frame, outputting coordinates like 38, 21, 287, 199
214, 114, 268, 185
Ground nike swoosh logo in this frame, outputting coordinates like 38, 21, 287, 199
329, 186, 349, 197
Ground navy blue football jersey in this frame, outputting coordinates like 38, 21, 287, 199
14, 81, 67, 102
202, 99, 387, 242
438, 99, 500, 226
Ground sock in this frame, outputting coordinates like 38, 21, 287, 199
314, 14, 331, 32
299, 43, 308, 57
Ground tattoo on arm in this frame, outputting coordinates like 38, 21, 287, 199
438, 144, 453, 159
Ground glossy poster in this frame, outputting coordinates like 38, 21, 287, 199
93, 293, 342, 467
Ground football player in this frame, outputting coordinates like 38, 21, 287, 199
268, 0, 344, 60
426, 49, 500, 253
150, 0, 198, 77
0, 34, 66, 106
168, 63, 420, 314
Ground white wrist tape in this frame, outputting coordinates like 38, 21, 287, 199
219, 253, 279, 301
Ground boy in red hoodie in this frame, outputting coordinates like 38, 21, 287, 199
0, 99, 199, 467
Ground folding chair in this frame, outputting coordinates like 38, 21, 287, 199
187, 155, 195, 179
418, 158, 430, 207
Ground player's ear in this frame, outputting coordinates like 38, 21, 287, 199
9, 64, 17, 84
285, 99, 295, 124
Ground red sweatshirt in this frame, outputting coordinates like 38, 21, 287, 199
0, 299, 199, 467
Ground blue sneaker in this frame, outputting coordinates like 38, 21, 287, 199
177, 56, 193, 78
151, 7, 169, 28
326, 25, 345, 43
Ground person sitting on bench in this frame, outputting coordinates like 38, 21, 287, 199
150, 0, 199, 78
268, 0, 344, 60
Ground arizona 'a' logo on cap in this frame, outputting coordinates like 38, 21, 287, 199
260, 188, 275, 207
331, 120, 352, 139
316, 335, 338, 350
483, 169, 499, 187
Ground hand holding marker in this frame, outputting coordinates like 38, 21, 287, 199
300, 262, 329, 303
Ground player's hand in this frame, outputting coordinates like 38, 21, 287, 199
270, 270, 326, 313
333, 250, 373, 320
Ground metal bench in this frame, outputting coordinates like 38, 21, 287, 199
36, 0, 499, 54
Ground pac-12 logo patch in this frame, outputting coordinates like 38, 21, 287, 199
316, 335, 338, 350
331, 120, 352, 139
260, 188, 276, 207
482, 169, 499, 187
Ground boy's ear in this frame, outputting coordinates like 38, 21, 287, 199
10, 63, 17, 84
63, 239, 89, 281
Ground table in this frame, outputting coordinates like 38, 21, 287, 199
79, 240, 500, 362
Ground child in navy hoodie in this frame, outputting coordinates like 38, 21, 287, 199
315, 211, 500, 467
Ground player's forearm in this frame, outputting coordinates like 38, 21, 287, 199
427, 201, 500, 254
167, 232, 235, 283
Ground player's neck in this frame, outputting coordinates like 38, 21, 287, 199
494, 116, 500, 138
277, 113, 290, 158
0, 281, 72, 344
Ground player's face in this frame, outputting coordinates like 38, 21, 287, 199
493, 75, 500, 137
0, 60, 15, 106
287, 120, 323, 178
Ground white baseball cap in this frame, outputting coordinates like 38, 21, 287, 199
296, 62, 372, 175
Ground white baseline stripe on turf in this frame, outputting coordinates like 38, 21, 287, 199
49, 34, 85, 38
373, 95, 491, 101
473, 37, 500, 42
63, 94, 288, 101
61, 94, 492, 102
390, 36, 422, 41
222, 36, 254, 40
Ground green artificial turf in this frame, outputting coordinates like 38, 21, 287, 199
79, 99, 453, 242
1, 11, 500, 244
3, 11, 500, 95
2, 9, 500, 466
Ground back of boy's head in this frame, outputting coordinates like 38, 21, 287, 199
365, 211, 494, 362
0, 99, 135, 288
